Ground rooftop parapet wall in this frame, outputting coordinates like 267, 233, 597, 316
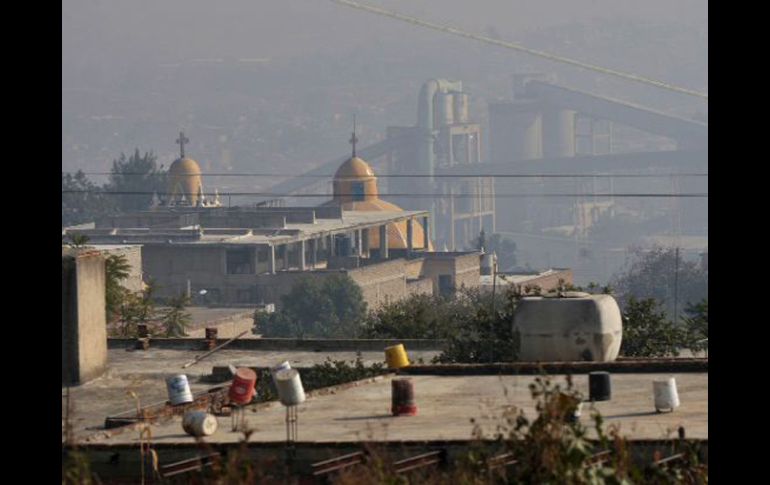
62, 251, 107, 385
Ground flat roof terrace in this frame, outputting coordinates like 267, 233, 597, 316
88, 372, 707, 445
64, 347, 441, 438
70, 209, 430, 246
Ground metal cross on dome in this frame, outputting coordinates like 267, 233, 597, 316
349, 116, 358, 158
176, 131, 189, 158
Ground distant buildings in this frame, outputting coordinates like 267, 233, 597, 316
64, 134, 482, 309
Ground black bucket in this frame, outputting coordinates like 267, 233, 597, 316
589, 371, 611, 401
392, 378, 417, 416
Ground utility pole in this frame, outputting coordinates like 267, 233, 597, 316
673, 247, 680, 324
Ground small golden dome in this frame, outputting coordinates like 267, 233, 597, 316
169, 157, 202, 175
168, 157, 203, 205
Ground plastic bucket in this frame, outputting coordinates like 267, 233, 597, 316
228, 367, 257, 406
653, 377, 680, 412
275, 368, 306, 406
385, 344, 410, 369
166, 374, 194, 406
588, 371, 611, 401
391, 378, 417, 416
182, 411, 218, 437
271, 361, 292, 379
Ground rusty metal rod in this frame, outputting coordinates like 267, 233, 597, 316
181, 330, 249, 369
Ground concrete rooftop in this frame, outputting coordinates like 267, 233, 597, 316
64, 348, 439, 438
81, 372, 707, 445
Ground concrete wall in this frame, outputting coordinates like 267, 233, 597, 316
420, 252, 481, 295
452, 253, 483, 291
62, 251, 107, 385
407, 277, 434, 297
143, 243, 481, 308
143, 245, 226, 299
347, 258, 410, 309
512, 269, 574, 294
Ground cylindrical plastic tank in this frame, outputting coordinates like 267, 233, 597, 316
513, 294, 623, 362
228, 368, 257, 406
385, 344, 410, 369
653, 377, 680, 412
274, 368, 306, 406
182, 411, 218, 437
166, 374, 194, 406
391, 378, 417, 416
589, 371, 612, 401
271, 361, 291, 379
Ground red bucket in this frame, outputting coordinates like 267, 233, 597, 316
228, 367, 257, 405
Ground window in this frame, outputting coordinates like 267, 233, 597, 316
438, 274, 454, 297
351, 181, 365, 201
226, 248, 253, 274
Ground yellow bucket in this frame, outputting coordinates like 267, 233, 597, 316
385, 344, 410, 369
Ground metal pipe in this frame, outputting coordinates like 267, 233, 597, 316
181, 330, 250, 369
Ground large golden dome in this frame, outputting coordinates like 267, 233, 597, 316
334, 156, 375, 179
332, 156, 379, 203
325, 155, 432, 251
167, 157, 203, 206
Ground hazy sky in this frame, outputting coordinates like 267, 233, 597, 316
63, 0, 707, 77
62, 0, 707, 173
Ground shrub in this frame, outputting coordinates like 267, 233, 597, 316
621, 297, 685, 357
256, 274, 367, 338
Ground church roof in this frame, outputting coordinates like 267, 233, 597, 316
168, 157, 202, 175
334, 157, 375, 179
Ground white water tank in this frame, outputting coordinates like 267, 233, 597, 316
513, 293, 622, 362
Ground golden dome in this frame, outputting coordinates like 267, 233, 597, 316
169, 157, 202, 176
167, 157, 203, 206
332, 156, 379, 203
325, 155, 433, 251
340, 199, 433, 251
334, 156, 375, 179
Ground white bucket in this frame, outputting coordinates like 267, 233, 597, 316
271, 361, 292, 379
182, 411, 218, 437
653, 377, 680, 412
274, 368, 306, 406
166, 374, 194, 405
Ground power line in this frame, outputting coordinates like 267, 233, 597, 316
66, 171, 708, 179
331, 0, 708, 100
62, 190, 707, 198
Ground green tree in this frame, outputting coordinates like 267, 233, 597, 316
161, 293, 192, 337
64, 233, 91, 248
62, 170, 114, 226
683, 299, 708, 354
361, 293, 464, 340
106, 149, 166, 213
362, 286, 519, 363
256, 275, 367, 338
612, 245, 708, 319
435, 288, 520, 363
620, 297, 685, 357
104, 253, 131, 323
